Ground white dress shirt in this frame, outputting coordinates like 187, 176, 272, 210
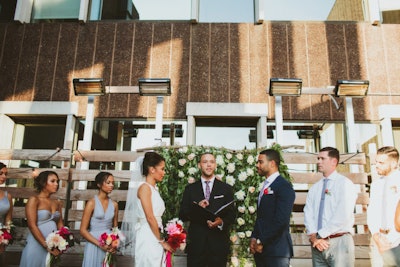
304, 171, 357, 238
367, 170, 400, 246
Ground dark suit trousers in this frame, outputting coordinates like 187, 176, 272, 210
187, 246, 228, 267
255, 255, 290, 267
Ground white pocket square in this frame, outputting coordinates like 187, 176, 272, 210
214, 195, 224, 199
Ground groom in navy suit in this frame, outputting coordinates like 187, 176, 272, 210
179, 152, 236, 267
250, 149, 296, 267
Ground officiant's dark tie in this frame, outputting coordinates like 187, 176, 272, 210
317, 178, 328, 230
205, 181, 211, 200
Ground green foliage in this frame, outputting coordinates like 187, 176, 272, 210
156, 144, 291, 266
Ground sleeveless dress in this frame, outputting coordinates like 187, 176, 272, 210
0, 191, 10, 224
82, 195, 114, 267
135, 182, 166, 267
19, 210, 60, 267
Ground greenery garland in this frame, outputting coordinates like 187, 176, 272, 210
156, 144, 291, 266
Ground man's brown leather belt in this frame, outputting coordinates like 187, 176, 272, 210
324, 232, 349, 239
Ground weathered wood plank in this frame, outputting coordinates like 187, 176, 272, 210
291, 172, 368, 185
283, 152, 366, 165
69, 189, 127, 201
7, 187, 67, 200
291, 212, 368, 227
0, 149, 71, 161
69, 169, 133, 182
7, 168, 69, 180
294, 192, 369, 205
73, 150, 145, 162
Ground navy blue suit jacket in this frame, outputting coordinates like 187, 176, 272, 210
252, 175, 295, 259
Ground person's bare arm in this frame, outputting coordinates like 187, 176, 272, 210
138, 185, 174, 252
5, 192, 13, 225
79, 198, 107, 252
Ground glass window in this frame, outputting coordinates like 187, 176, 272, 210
199, 0, 254, 23
132, 0, 190, 20
263, 0, 335, 21
0, 0, 17, 22
196, 126, 256, 150
32, 0, 80, 21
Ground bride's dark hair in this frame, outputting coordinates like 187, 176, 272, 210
142, 152, 165, 176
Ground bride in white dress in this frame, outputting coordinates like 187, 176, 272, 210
121, 151, 173, 267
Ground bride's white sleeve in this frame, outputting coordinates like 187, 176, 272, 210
120, 156, 144, 256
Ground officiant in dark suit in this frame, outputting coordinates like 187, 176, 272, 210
179, 152, 236, 267
250, 149, 296, 267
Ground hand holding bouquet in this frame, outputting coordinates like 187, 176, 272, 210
0, 222, 13, 253
163, 218, 186, 267
99, 227, 125, 267
45, 226, 75, 267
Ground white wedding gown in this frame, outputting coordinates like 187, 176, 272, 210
135, 182, 166, 267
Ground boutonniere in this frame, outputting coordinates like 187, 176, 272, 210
325, 189, 331, 196
263, 187, 273, 195
390, 185, 398, 194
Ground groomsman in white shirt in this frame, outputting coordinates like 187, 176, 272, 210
304, 147, 358, 267
367, 146, 400, 266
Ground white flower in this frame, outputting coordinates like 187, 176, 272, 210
237, 232, 245, 238
178, 171, 185, 178
226, 153, 232, 159
227, 163, 235, 173
236, 153, 243, 160
247, 155, 255, 164
178, 158, 186, 166
179, 146, 188, 153
245, 231, 252, 237
188, 167, 197, 175
58, 239, 67, 251
248, 206, 256, 214
237, 217, 245, 226
246, 168, 254, 176
235, 190, 246, 200
187, 153, 196, 161
218, 173, 224, 179
231, 256, 239, 267
216, 155, 224, 165
248, 186, 255, 193
226, 175, 235, 186
188, 177, 196, 184
238, 171, 247, 181
238, 206, 245, 213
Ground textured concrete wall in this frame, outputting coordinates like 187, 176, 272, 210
0, 21, 399, 122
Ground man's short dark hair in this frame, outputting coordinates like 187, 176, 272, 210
259, 149, 281, 166
320, 147, 340, 162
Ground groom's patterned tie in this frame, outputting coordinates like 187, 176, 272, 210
205, 181, 211, 201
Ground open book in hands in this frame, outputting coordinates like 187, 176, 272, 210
191, 200, 235, 222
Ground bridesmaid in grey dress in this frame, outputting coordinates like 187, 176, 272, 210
20, 171, 64, 267
0, 162, 13, 267
0, 162, 13, 227
80, 172, 119, 267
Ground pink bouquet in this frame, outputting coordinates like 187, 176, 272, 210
45, 226, 75, 267
99, 227, 125, 267
0, 223, 13, 252
164, 218, 186, 267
